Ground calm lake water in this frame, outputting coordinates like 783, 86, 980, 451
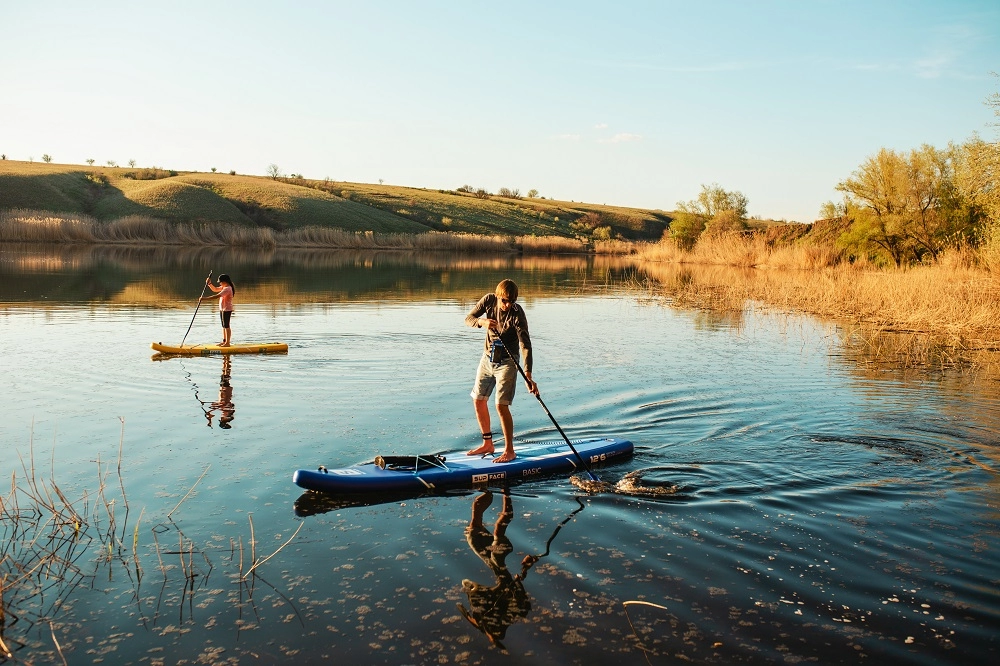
1, 244, 998, 665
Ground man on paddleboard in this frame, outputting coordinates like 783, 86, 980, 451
465, 279, 539, 463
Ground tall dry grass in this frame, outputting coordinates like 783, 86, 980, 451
0, 210, 601, 255
0, 209, 278, 247
635, 234, 846, 269
634, 259, 1000, 342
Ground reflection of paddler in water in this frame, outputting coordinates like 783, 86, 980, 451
206, 355, 236, 429
458, 490, 539, 650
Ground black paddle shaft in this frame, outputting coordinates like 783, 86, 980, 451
493, 333, 599, 482
180, 270, 213, 348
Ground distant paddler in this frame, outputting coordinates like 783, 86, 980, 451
204, 273, 236, 347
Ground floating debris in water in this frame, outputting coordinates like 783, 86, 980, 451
614, 468, 680, 497
569, 468, 682, 496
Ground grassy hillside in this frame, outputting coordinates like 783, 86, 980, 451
0, 160, 671, 240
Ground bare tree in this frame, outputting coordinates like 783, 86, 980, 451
86, 158, 95, 166
267, 164, 282, 180
128, 159, 136, 168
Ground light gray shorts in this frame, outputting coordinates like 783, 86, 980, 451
470, 353, 517, 406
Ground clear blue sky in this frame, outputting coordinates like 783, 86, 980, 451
3, 0, 998, 222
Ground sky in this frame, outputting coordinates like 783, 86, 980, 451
2, 0, 998, 222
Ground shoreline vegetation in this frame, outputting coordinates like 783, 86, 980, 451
2, 208, 999, 351
3, 118, 999, 360
0, 208, 629, 254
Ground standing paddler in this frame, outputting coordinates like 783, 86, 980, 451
465, 279, 539, 463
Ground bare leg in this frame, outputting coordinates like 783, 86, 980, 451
493, 403, 515, 463
220, 326, 231, 346
467, 398, 494, 455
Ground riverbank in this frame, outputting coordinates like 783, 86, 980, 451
632, 234, 1000, 343
0, 159, 671, 240
4, 208, 998, 352
0, 208, 636, 254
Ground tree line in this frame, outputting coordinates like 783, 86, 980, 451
669, 85, 1000, 267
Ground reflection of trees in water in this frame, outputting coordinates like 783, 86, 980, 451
1, 245, 641, 305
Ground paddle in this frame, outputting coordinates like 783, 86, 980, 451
493, 335, 600, 482
180, 270, 212, 347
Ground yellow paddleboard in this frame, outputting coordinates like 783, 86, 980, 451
150, 341, 289, 356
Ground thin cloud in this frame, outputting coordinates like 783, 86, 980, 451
594, 123, 608, 129
598, 133, 642, 144
552, 133, 581, 142
915, 52, 955, 79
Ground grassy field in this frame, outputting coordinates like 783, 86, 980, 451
0, 160, 672, 240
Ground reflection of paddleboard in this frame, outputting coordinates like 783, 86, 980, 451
150, 341, 288, 355
292, 437, 633, 494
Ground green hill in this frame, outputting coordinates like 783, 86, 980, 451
0, 160, 671, 240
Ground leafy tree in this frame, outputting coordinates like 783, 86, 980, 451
592, 225, 612, 240
527, 188, 539, 198
819, 199, 848, 219
42, 154, 52, 163
86, 158, 95, 166
836, 145, 972, 265
267, 164, 282, 180
668, 210, 707, 249
211, 167, 217, 173
670, 183, 749, 248
704, 208, 748, 236
106, 160, 117, 167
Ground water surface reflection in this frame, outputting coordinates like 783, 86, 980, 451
1, 246, 998, 664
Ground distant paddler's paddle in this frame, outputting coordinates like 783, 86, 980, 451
493, 335, 600, 483
180, 270, 212, 348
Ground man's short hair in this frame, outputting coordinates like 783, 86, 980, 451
495, 279, 519, 303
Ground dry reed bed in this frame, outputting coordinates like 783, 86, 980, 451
636, 258, 999, 339
632, 234, 1000, 377
0, 210, 623, 255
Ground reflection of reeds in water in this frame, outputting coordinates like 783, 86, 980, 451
626, 259, 1000, 386
2, 244, 641, 306
1, 423, 302, 661
3, 243, 629, 276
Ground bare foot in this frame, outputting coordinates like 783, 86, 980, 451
467, 443, 494, 456
219, 342, 230, 347
493, 450, 516, 463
